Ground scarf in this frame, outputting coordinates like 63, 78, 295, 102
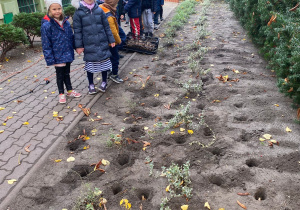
80, 1, 96, 11
102, 0, 118, 16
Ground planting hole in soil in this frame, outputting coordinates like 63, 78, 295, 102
173, 135, 187, 144
67, 140, 85, 151
136, 188, 151, 201
124, 125, 145, 139
210, 147, 224, 156
234, 102, 244, 108
254, 188, 267, 200
117, 154, 130, 166
72, 165, 93, 177
111, 183, 123, 195
246, 158, 259, 167
196, 104, 206, 110
203, 127, 213, 136
209, 175, 224, 186
34, 186, 54, 204
234, 114, 248, 122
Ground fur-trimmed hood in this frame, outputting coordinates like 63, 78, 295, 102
71, 0, 80, 8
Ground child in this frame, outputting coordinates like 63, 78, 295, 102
154, 0, 164, 30
72, 0, 116, 93
41, 0, 81, 104
141, 0, 157, 37
100, 0, 124, 83
124, 0, 142, 39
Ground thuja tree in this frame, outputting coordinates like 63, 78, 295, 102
12, 12, 45, 48
64, 5, 76, 17
227, 0, 300, 104
0, 24, 28, 62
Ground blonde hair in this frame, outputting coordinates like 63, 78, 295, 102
48, 6, 64, 21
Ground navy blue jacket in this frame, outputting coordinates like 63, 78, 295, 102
124, 0, 141, 18
73, 3, 115, 62
41, 15, 74, 66
155, 0, 164, 12
142, 0, 157, 12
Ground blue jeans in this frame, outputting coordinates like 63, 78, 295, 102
109, 46, 119, 75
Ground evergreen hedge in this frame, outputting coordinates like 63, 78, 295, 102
227, 0, 300, 105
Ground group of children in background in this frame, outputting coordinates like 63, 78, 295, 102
41, 0, 164, 103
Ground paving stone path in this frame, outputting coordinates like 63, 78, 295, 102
0, 1, 177, 204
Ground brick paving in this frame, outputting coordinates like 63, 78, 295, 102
0, 1, 178, 204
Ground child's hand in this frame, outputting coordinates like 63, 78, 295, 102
120, 15, 124, 19
111, 43, 116, 48
76, 48, 84, 55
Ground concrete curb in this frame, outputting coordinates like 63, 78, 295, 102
0, 52, 137, 210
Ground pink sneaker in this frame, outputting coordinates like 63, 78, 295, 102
59, 94, 66, 104
67, 90, 81, 98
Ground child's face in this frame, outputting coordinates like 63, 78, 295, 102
49, 3, 62, 19
84, 0, 95, 5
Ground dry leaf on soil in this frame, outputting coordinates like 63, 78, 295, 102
204, 202, 211, 209
262, 134, 272, 140
181, 205, 189, 210
237, 200, 247, 209
67, 157, 75, 162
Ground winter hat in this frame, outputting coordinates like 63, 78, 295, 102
45, 0, 62, 10
72, 0, 95, 9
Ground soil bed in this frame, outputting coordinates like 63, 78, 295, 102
6, 1, 300, 210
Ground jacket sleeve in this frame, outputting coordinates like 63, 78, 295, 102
72, 11, 84, 48
124, 0, 134, 13
107, 16, 121, 44
41, 24, 55, 66
100, 10, 116, 44
161, 0, 164, 5
152, 0, 157, 12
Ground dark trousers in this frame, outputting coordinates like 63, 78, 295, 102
109, 46, 119, 75
160, 6, 163, 19
117, 25, 126, 50
55, 62, 72, 94
153, 12, 159, 25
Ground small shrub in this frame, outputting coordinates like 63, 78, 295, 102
0, 24, 28, 61
12, 12, 45, 48
64, 5, 76, 17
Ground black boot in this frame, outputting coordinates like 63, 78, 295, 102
149, 32, 153, 37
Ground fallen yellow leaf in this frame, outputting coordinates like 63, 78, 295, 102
67, 157, 75, 162
51, 91, 55, 94
53, 111, 58, 117
102, 159, 110, 166
7, 179, 17, 184
34, 75, 37, 77
188, 130, 194, 134
0, 130, 4, 134
0, 107, 5, 111
181, 205, 189, 210
286, 127, 292, 132
166, 185, 170, 192
144, 127, 149, 130
218, 208, 225, 210
274, 104, 279, 107
204, 202, 211, 209
72, 109, 76, 112
23, 122, 29, 125
170, 131, 175, 135
259, 138, 265, 142
180, 128, 185, 132
154, 94, 159, 97
263, 134, 272, 140
28, 60, 32, 63
55, 159, 62, 162
270, 140, 278, 144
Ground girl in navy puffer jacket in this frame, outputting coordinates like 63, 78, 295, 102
41, 0, 81, 104
72, 0, 116, 94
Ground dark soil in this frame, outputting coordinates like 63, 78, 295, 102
6, 1, 300, 210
